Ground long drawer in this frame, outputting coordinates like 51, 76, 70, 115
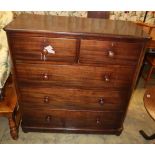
9, 36, 77, 63
22, 108, 124, 131
16, 63, 134, 90
80, 40, 142, 66
20, 87, 129, 111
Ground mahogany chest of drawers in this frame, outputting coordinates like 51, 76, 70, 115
5, 14, 149, 135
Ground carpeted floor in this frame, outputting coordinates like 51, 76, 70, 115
0, 78, 155, 144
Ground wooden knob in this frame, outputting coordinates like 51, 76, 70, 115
44, 96, 49, 103
43, 73, 48, 80
146, 94, 151, 98
42, 48, 48, 55
108, 50, 114, 57
99, 98, 104, 105
96, 118, 101, 125
41, 49, 48, 61
45, 115, 52, 123
104, 75, 110, 82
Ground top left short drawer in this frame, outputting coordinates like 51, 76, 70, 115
8, 36, 77, 63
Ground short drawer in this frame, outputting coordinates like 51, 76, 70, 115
16, 63, 135, 90
22, 109, 124, 131
80, 40, 142, 65
9, 36, 77, 63
20, 87, 129, 111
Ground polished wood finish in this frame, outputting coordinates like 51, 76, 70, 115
136, 22, 155, 87
136, 22, 155, 49
9, 36, 77, 62
22, 108, 123, 133
139, 87, 155, 140
0, 82, 21, 140
15, 63, 134, 90
5, 14, 149, 135
142, 56, 155, 87
20, 87, 128, 111
144, 88, 155, 120
80, 40, 142, 65
5, 14, 149, 40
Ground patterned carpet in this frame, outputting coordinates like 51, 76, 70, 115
0, 78, 155, 144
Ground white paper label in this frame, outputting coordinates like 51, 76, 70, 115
44, 45, 55, 54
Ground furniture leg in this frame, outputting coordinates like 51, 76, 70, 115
0, 88, 4, 101
14, 106, 21, 129
8, 116, 18, 140
144, 66, 154, 87
139, 130, 155, 140
115, 127, 123, 136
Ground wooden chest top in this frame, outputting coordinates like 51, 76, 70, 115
5, 14, 149, 40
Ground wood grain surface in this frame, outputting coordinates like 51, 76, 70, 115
5, 14, 149, 135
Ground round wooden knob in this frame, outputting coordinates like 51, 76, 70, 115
42, 48, 48, 55
99, 98, 104, 105
44, 96, 49, 103
96, 118, 101, 125
43, 73, 48, 80
41, 48, 48, 61
146, 94, 151, 98
108, 50, 114, 57
45, 115, 52, 123
104, 75, 110, 82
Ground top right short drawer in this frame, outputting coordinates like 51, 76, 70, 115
80, 40, 143, 66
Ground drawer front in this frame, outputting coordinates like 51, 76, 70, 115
16, 63, 134, 90
9, 36, 77, 62
22, 109, 123, 130
80, 40, 142, 65
20, 87, 129, 111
